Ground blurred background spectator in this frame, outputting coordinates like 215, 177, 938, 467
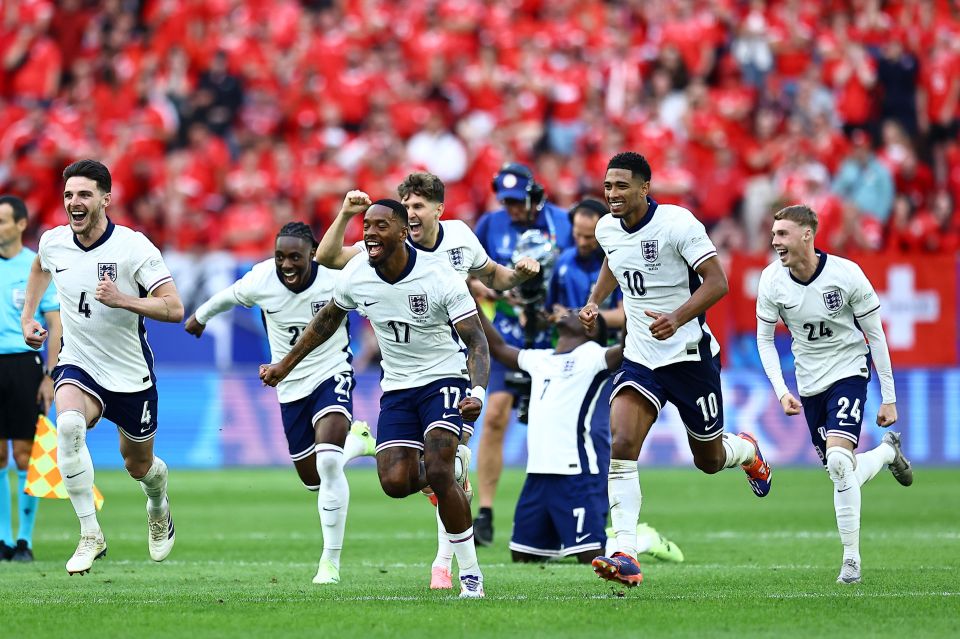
2, 0, 958, 310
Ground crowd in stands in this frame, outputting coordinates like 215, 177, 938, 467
2, 0, 960, 261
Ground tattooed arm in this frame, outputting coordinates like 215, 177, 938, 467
260, 301, 347, 386
452, 312, 490, 422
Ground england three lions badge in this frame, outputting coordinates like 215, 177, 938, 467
822, 289, 843, 312
98, 263, 118, 281
408, 294, 429, 316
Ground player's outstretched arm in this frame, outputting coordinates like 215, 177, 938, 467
477, 306, 521, 370
453, 313, 490, 423
314, 190, 369, 269
857, 310, 897, 426
20, 256, 53, 349
470, 257, 541, 292
580, 257, 618, 331
646, 255, 729, 340
260, 301, 347, 387
185, 284, 242, 337
97, 279, 185, 323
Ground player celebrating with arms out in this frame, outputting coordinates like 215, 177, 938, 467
261, 199, 491, 598
580, 152, 771, 586
756, 205, 913, 585
20, 159, 184, 574
185, 222, 375, 585
315, 175, 539, 590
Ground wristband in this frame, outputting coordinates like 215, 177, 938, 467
470, 386, 486, 405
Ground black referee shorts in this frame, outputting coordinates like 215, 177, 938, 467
0, 351, 44, 440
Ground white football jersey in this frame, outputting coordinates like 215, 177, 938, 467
353, 220, 492, 280
334, 249, 478, 392
756, 252, 880, 397
231, 260, 352, 403
409, 220, 491, 278
517, 341, 610, 475
38, 221, 172, 392
595, 201, 721, 369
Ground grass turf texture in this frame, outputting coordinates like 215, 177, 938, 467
2, 467, 958, 638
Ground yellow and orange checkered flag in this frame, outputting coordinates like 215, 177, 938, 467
25, 415, 104, 510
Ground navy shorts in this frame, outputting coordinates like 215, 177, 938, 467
802, 376, 869, 466
279, 372, 354, 462
610, 356, 724, 442
510, 474, 607, 558
487, 357, 518, 397
377, 377, 469, 453
53, 364, 158, 442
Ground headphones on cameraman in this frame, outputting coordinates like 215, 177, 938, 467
491, 163, 546, 212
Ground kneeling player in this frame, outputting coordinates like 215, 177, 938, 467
756, 205, 913, 584
186, 223, 374, 585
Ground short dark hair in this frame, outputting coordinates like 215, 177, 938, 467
63, 159, 112, 193
276, 221, 318, 249
372, 198, 408, 226
0, 195, 28, 223
774, 204, 819, 234
569, 198, 608, 225
606, 152, 652, 183
398, 172, 445, 204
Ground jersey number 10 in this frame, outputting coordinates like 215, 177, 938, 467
623, 270, 646, 296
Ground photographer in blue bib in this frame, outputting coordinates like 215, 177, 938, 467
471, 164, 572, 546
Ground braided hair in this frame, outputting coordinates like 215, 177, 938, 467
276, 221, 318, 250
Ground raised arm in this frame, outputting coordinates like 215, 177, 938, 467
260, 301, 347, 386
452, 313, 490, 423
315, 190, 369, 269
477, 305, 521, 370
96, 279, 185, 323
20, 256, 53, 349
579, 256, 618, 331
645, 255, 728, 341
469, 257, 540, 292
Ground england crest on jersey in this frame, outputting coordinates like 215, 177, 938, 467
447, 248, 464, 269
641, 240, 659, 263
311, 301, 325, 315
98, 263, 118, 281
823, 289, 844, 312
409, 294, 429, 316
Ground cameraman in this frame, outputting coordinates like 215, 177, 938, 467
472, 163, 572, 545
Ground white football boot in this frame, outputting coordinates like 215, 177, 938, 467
66, 532, 107, 575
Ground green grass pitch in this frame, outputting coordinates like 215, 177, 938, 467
2, 466, 958, 638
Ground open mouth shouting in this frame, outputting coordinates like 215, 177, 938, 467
366, 239, 384, 260
69, 207, 89, 227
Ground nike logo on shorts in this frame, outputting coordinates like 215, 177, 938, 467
55, 267, 69, 273
575, 533, 592, 543
442, 412, 460, 419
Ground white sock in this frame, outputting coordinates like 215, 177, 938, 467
433, 507, 455, 570
722, 433, 756, 468
316, 444, 349, 568
608, 459, 641, 558
826, 447, 861, 564
138, 456, 169, 518
343, 430, 367, 462
855, 441, 895, 486
56, 410, 100, 535
446, 525, 480, 577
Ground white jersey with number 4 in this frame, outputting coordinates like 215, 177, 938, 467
38, 221, 172, 392
333, 250, 477, 392
756, 252, 880, 397
228, 260, 352, 403
517, 341, 609, 475
595, 200, 721, 369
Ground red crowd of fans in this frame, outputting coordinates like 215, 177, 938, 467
2, 0, 959, 258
